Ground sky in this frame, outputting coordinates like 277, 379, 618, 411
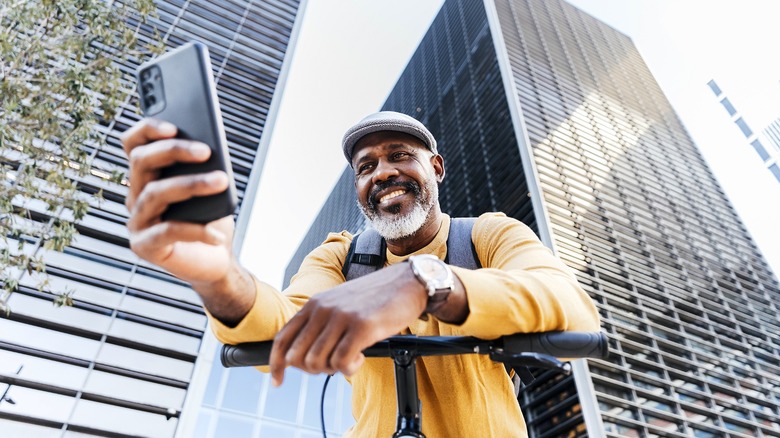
241, 0, 780, 289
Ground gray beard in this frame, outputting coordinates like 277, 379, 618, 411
358, 179, 438, 241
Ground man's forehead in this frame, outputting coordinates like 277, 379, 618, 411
352, 131, 427, 158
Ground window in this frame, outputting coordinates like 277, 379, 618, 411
68, 399, 178, 436
707, 80, 722, 96
194, 411, 212, 437
202, 350, 225, 407
258, 421, 297, 436
262, 368, 302, 422
769, 164, 780, 182
213, 415, 254, 436
734, 118, 753, 138
719, 98, 737, 116
303, 374, 334, 428
222, 367, 263, 414
750, 140, 770, 161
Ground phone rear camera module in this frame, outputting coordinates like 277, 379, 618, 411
138, 65, 165, 115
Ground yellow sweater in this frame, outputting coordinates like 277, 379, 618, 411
209, 213, 600, 437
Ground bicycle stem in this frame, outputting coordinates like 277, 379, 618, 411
392, 348, 426, 438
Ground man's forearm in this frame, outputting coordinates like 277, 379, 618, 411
191, 259, 256, 327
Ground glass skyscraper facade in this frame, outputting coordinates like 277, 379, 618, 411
287, 1, 780, 437
0, 1, 301, 436
707, 79, 780, 183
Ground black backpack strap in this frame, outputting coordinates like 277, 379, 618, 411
343, 228, 386, 281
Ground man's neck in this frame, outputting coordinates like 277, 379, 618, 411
385, 208, 444, 256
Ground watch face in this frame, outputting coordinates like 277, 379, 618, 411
410, 255, 453, 307
418, 258, 449, 282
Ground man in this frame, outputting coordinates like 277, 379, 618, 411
121, 111, 600, 437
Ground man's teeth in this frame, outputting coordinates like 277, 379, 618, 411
379, 190, 406, 203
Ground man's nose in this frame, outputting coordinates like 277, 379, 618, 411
371, 159, 399, 184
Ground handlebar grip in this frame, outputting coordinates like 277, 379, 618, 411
500, 331, 609, 359
221, 341, 273, 368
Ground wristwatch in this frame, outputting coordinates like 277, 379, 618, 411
408, 254, 454, 313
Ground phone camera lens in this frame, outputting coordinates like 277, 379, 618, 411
145, 95, 157, 107
143, 83, 154, 94
141, 70, 151, 81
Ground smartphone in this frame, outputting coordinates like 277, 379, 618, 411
136, 41, 238, 224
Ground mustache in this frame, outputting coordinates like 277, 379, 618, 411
368, 180, 421, 210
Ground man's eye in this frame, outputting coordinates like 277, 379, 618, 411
392, 152, 408, 160
358, 163, 373, 174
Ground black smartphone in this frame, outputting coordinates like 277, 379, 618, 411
136, 41, 238, 224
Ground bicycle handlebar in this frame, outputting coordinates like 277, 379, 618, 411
220, 331, 609, 368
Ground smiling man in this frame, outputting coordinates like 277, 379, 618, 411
121, 110, 600, 437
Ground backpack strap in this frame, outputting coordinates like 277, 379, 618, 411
445, 217, 481, 269
345, 218, 481, 281
343, 228, 386, 281
447, 217, 533, 390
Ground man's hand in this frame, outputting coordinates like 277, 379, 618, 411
268, 262, 427, 385
121, 119, 254, 324
268, 262, 467, 386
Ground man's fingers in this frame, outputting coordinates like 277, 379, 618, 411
344, 353, 365, 377
330, 328, 374, 376
129, 221, 226, 259
269, 312, 308, 387
125, 140, 212, 211
128, 139, 211, 173
127, 171, 229, 229
120, 118, 178, 152
298, 317, 345, 374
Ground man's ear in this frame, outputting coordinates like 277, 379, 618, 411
432, 154, 445, 183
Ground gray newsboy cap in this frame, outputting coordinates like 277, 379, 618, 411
342, 111, 438, 164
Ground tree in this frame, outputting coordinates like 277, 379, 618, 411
0, 0, 164, 313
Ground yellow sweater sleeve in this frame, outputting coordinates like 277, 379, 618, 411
449, 212, 600, 338
207, 230, 352, 345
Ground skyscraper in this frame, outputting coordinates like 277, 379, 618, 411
0, 1, 301, 436
287, 0, 780, 436
707, 79, 780, 184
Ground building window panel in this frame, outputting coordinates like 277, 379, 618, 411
108, 318, 200, 356
194, 410, 213, 437
0, 349, 89, 392
707, 80, 722, 96
262, 368, 302, 422
734, 117, 753, 138
119, 294, 206, 331
769, 163, 780, 182
258, 420, 297, 437
82, 370, 186, 408
8, 293, 113, 335
302, 373, 335, 429
128, 272, 200, 305
96, 343, 193, 382
68, 399, 178, 437
0, 387, 75, 423
719, 98, 737, 116
0, 319, 101, 361
221, 366, 264, 414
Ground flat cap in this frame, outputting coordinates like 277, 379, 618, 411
342, 111, 437, 164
